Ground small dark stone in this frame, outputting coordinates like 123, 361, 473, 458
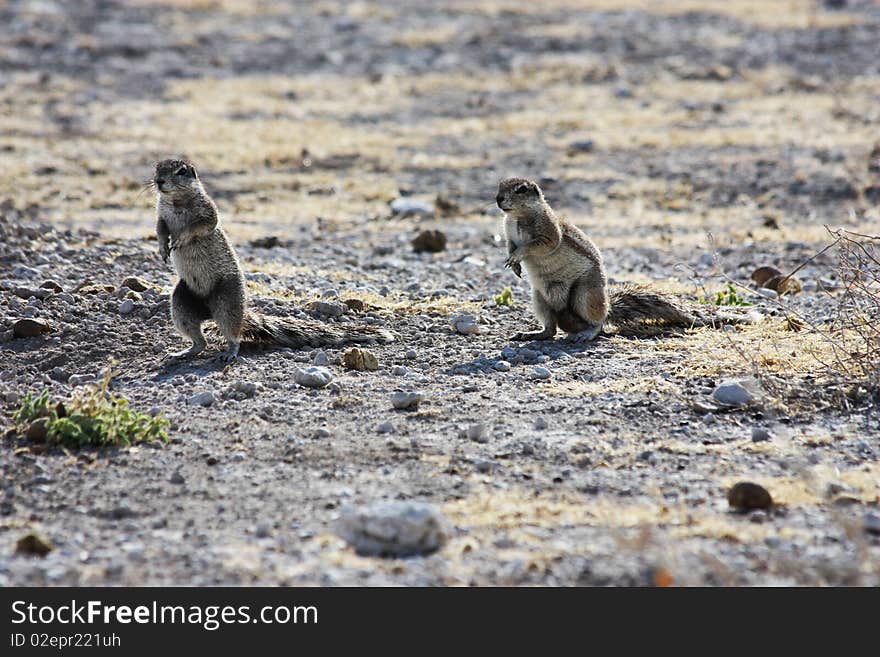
249, 235, 281, 248
567, 139, 595, 155
16, 532, 53, 556
12, 318, 51, 339
120, 276, 150, 292
25, 419, 48, 443
412, 229, 447, 253
728, 482, 773, 511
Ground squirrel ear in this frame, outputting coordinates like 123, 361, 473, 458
189, 165, 197, 178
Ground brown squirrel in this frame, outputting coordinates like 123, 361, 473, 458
496, 177, 757, 341
153, 158, 393, 361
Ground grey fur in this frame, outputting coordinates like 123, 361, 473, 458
153, 158, 393, 361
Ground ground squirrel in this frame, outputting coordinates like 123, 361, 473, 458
496, 177, 756, 341
153, 158, 393, 361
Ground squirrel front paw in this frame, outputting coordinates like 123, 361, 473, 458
504, 254, 522, 270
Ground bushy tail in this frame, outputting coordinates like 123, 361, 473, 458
240, 311, 394, 348
606, 284, 759, 333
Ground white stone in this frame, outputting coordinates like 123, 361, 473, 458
391, 391, 423, 410
294, 366, 333, 389
335, 501, 450, 557
712, 380, 755, 407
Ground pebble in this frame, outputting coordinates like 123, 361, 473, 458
305, 300, 346, 317
391, 391, 423, 410
474, 459, 493, 473
376, 421, 395, 434
534, 417, 548, 430
755, 287, 778, 299
391, 365, 408, 376
404, 349, 417, 360
493, 360, 511, 372
712, 380, 755, 407
567, 139, 595, 154
68, 373, 95, 387
451, 313, 480, 335
335, 501, 450, 557
15, 532, 53, 556
865, 512, 880, 536
230, 381, 257, 397
118, 299, 135, 315
169, 471, 185, 485
342, 347, 378, 371
187, 391, 215, 407
294, 366, 333, 388
464, 423, 487, 443
727, 482, 773, 511
751, 427, 774, 443
390, 198, 434, 218
312, 350, 329, 366
531, 366, 552, 380
411, 229, 447, 253
12, 318, 51, 339
121, 276, 150, 292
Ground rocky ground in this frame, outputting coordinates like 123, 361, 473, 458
1, 0, 879, 586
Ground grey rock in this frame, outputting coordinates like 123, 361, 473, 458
312, 350, 329, 366
493, 360, 511, 372
531, 366, 552, 380
391, 390, 423, 410
451, 313, 480, 335
294, 366, 333, 389
69, 373, 95, 387
755, 287, 778, 299
391, 365, 408, 376
188, 391, 215, 407
567, 139, 595, 154
231, 381, 257, 397
751, 427, 774, 442
118, 299, 135, 315
464, 423, 487, 443
474, 459, 493, 473
712, 380, 755, 407
306, 300, 346, 317
865, 512, 880, 535
390, 198, 434, 218
169, 471, 185, 485
12, 318, 51, 339
376, 421, 395, 434
534, 417, 548, 430
335, 501, 450, 557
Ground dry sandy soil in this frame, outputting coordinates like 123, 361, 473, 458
1, 0, 879, 585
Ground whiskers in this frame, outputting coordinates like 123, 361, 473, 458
134, 178, 156, 204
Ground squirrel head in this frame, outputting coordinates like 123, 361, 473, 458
153, 159, 201, 200
495, 177, 546, 217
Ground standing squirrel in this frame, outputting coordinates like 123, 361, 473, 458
153, 158, 393, 362
496, 177, 757, 342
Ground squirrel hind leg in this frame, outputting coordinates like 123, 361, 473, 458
206, 277, 246, 353
169, 280, 210, 359
511, 289, 558, 341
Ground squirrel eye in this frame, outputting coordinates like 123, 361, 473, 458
175, 166, 188, 176
514, 183, 530, 194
